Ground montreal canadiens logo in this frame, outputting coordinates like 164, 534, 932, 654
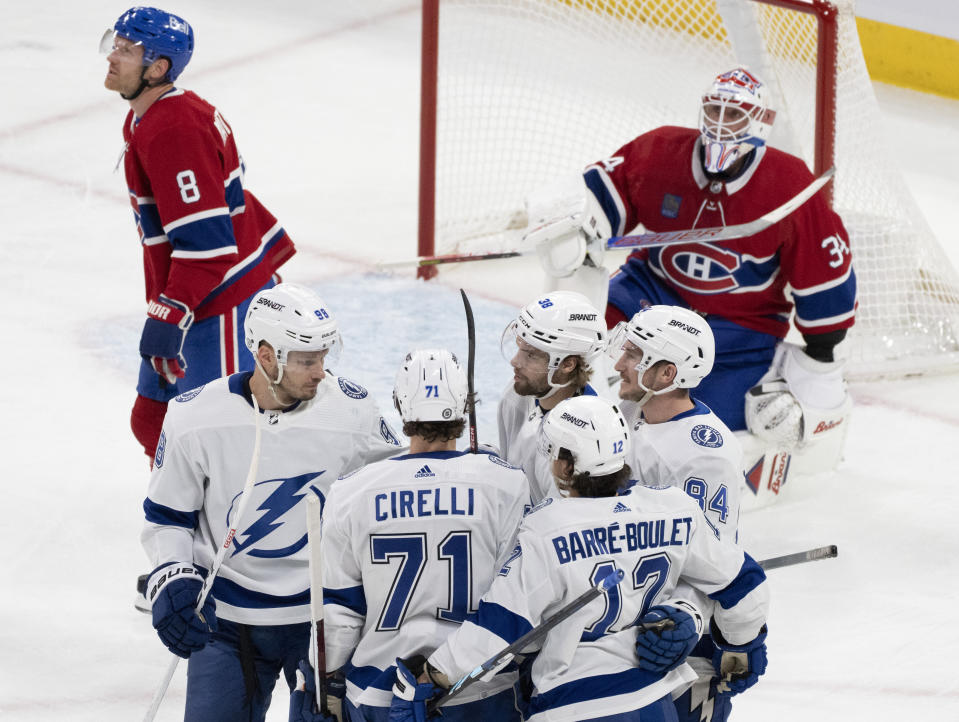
175, 386, 204, 403
691, 424, 723, 448
338, 377, 368, 399
655, 244, 741, 294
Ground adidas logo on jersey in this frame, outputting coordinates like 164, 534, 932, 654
414, 465, 435, 478
613, 502, 631, 513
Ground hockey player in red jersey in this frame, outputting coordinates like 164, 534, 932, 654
102, 7, 296, 461
530, 67, 856, 480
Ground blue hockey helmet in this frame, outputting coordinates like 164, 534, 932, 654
110, 7, 194, 82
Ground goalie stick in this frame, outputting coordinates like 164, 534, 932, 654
305, 494, 331, 715
143, 396, 264, 722
428, 568, 625, 714
460, 289, 478, 453
384, 167, 834, 269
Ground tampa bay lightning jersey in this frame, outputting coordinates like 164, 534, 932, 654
498, 383, 598, 504
623, 398, 743, 544
428, 485, 768, 722
141, 371, 403, 626
321, 449, 531, 708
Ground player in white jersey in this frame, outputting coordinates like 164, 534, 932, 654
610, 305, 746, 722
388, 395, 769, 722
320, 349, 530, 722
498, 290, 607, 503
141, 283, 402, 722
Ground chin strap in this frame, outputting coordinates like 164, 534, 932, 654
253, 357, 290, 406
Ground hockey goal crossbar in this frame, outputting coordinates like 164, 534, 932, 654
387, 168, 833, 269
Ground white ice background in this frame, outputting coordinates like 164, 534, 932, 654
1, 2, 958, 720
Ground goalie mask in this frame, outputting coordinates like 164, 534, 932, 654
541, 396, 630, 479
699, 67, 776, 173
101, 7, 195, 82
609, 305, 714, 404
393, 349, 468, 423
501, 291, 607, 398
244, 283, 341, 385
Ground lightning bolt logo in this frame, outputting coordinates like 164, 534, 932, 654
228, 470, 325, 558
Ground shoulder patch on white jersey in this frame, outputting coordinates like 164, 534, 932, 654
690, 424, 723, 448
487, 454, 518, 470
379, 418, 400, 445
526, 496, 554, 516
174, 385, 204, 403
337, 377, 368, 399
154, 430, 167, 468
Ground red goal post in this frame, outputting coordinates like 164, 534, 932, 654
417, 0, 959, 380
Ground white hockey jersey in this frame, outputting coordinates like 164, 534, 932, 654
498, 383, 598, 505
141, 371, 403, 626
428, 486, 769, 722
321, 449, 531, 708
623, 399, 743, 544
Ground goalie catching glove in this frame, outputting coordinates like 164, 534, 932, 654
147, 562, 216, 659
140, 295, 193, 384
523, 178, 612, 278
745, 341, 852, 448
634, 600, 704, 673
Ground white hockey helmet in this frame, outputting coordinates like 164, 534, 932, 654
609, 305, 715, 397
244, 283, 341, 382
393, 348, 469, 423
542, 396, 630, 477
501, 291, 607, 394
698, 67, 776, 173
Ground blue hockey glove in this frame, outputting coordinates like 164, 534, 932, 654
635, 604, 701, 672
711, 620, 768, 695
389, 656, 441, 722
147, 562, 216, 659
289, 659, 342, 722
140, 295, 193, 384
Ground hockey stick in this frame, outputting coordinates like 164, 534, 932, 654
305, 494, 331, 715
460, 288, 478, 453
142, 395, 264, 722
428, 568, 624, 713
383, 167, 834, 269
758, 544, 837, 571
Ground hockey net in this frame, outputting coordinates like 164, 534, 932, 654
420, 0, 959, 380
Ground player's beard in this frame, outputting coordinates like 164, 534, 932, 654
513, 373, 550, 398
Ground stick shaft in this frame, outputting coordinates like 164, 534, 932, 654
460, 289, 478, 453
306, 494, 329, 713
758, 545, 838, 571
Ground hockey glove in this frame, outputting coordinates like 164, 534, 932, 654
289, 659, 342, 722
140, 295, 193, 384
389, 656, 442, 722
147, 562, 216, 659
745, 342, 851, 447
711, 620, 768, 696
635, 603, 702, 673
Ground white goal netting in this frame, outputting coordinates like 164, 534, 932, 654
428, 0, 959, 379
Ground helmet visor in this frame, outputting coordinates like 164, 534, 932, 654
99, 29, 143, 58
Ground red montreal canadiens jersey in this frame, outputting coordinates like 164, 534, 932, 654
586, 126, 856, 338
122, 89, 295, 320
